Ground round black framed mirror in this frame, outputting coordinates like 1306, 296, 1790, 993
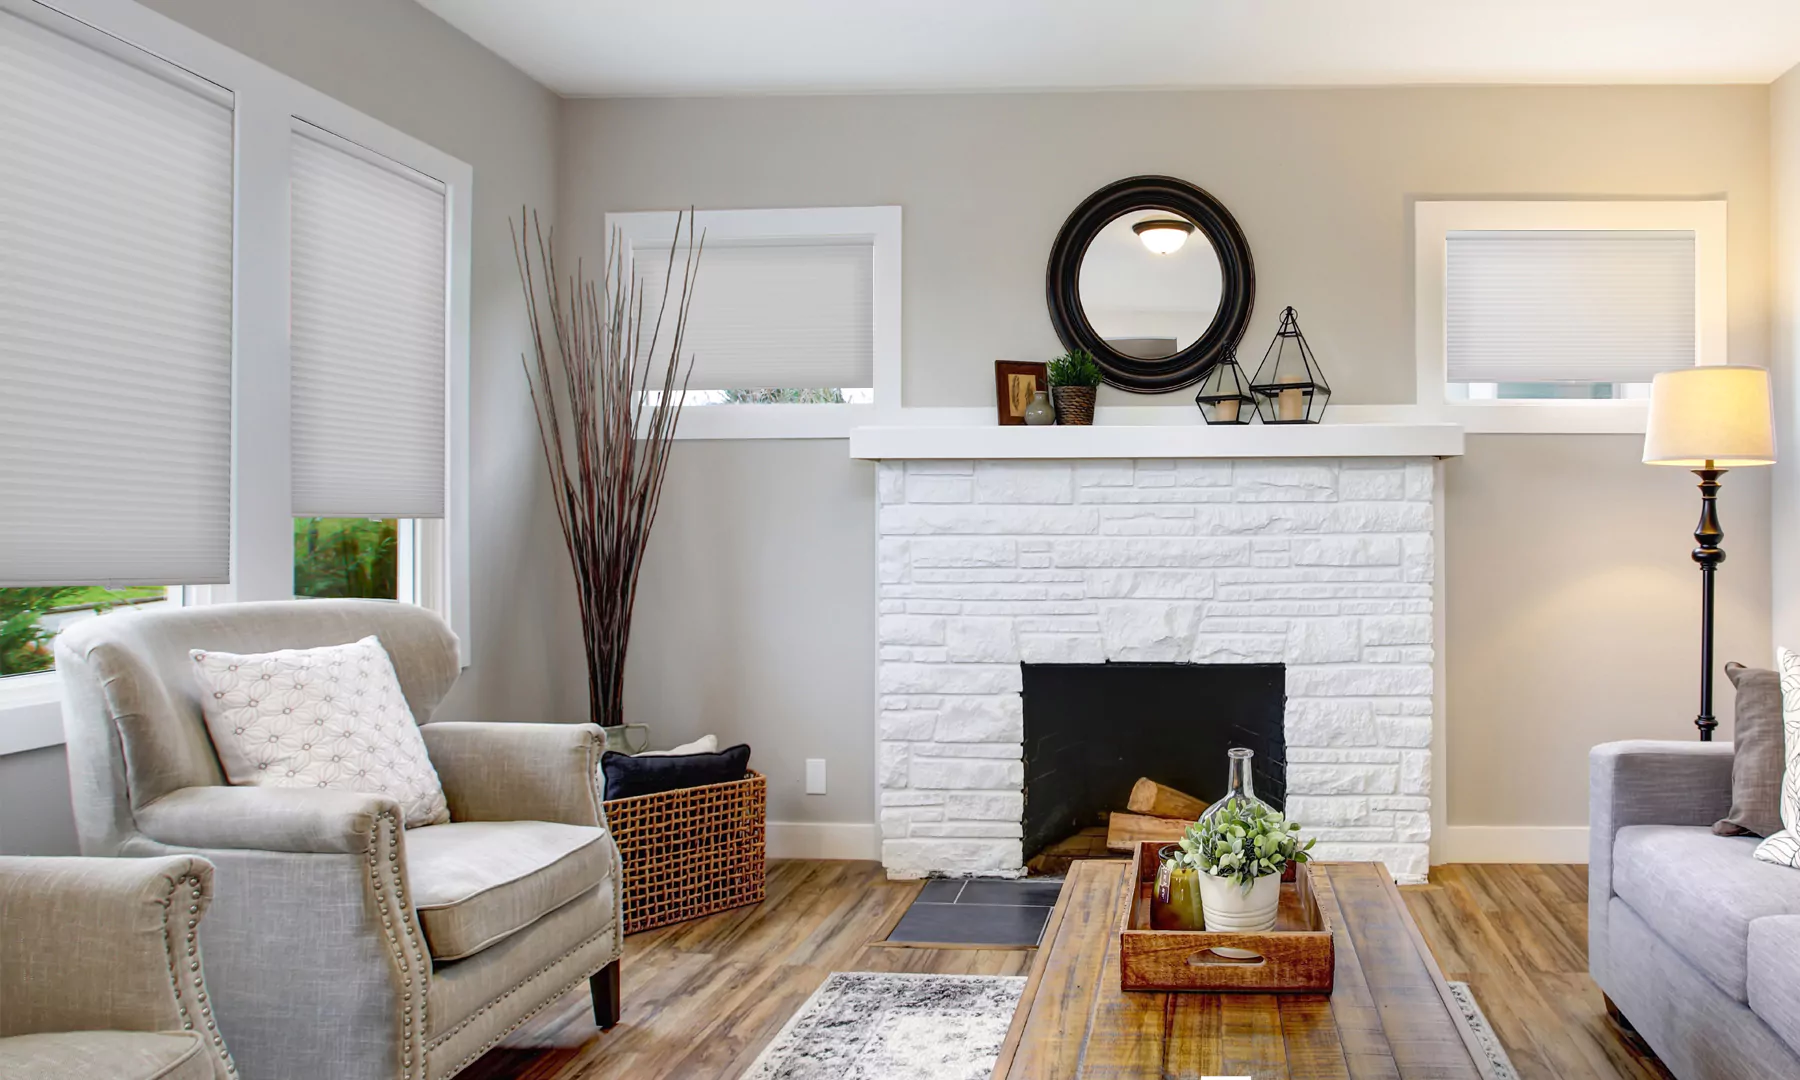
1046, 175, 1255, 393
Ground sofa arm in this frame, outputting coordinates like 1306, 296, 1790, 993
135, 785, 400, 854
421, 721, 607, 827
1588, 739, 1734, 989
0, 855, 235, 1077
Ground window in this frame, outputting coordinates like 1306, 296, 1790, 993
609, 206, 901, 438
1415, 201, 1726, 433
0, 587, 173, 678
1, 0, 472, 753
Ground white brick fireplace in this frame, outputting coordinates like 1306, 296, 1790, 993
852, 423, 1463, 885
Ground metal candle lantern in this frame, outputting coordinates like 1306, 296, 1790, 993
1249, 306, 1330, 424
1193, 350, 1255, 425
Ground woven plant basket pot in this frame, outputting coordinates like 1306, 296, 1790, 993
1053, 385, 1097, 425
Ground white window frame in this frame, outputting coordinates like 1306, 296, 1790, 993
1415, 200, 1727, 434
0, 0, 472, 753
605, 206, 902, 439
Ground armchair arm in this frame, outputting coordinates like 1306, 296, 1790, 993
135, 785, 400, 854
421, 721, 607, 827
0, 855, 234, 1076
1588, 739, 1734, 988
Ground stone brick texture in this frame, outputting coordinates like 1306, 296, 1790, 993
876, 457, 1435, 883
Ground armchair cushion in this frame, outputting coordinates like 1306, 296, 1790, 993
1611, 825, 1800, 1002
0, 1031, 214, 1080
406, 821, 610, 961
192, 635, 449, 826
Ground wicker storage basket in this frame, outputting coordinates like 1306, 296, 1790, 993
603, 770, 767, 934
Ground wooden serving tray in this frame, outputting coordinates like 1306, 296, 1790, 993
1117, 840, 1335, 993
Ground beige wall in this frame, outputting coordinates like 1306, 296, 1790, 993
1447, 436, 1771, 826
564, 85, 1774, 838
1773, 65, 1800, 650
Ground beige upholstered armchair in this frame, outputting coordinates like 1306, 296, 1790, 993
0, 855, 236, 1080
55, 599, 624, 1080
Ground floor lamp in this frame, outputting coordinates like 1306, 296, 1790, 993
1643, 365, 1776, 740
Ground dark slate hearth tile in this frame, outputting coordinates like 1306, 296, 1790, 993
957, 879, 1065, 907
917, 879, 966, 903
887, 902, 1053, 947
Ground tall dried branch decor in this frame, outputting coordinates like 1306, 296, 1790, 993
513, 208, 702, 727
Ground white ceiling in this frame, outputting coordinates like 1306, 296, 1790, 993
418, 0, 1800, 98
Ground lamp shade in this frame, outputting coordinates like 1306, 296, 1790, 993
1643, 365, 1776, 467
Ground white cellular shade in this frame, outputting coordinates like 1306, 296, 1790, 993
290, 125, 447, 518
0, 9, 233, 587
634, 237, 874, 390
1446, 230, 1696, 385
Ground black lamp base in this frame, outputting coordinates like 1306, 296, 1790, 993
1691, 467, 1725, 741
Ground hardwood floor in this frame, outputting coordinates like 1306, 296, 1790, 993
1401, 864, 1673, 1080
457, 859, 1033, 1080
460, 860, 1667, 1080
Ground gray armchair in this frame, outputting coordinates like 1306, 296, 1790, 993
0, 855, 236, 1080
55, 599, 624, 1080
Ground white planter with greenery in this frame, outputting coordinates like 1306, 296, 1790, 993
1173, 800, 1315, 936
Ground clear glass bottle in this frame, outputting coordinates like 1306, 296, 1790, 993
1198, 747, 1271, 824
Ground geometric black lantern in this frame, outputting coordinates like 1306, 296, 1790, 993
1193, 349, 1255, 425
1249, 306, 1330, 424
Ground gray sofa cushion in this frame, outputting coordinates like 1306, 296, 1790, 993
1749, 915, 1800, 1060
406, 820, 610, 961
1716, 663, 1786, 838
1613, 825, 1800, 1001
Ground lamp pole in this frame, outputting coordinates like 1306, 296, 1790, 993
1691, 462, 1725, 741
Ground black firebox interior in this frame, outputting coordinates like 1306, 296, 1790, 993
1020, 661, 1286, 862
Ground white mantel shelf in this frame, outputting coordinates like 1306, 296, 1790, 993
848, 422, 1464, 461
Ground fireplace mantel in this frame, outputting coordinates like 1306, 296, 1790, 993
849, 421, 1463, 461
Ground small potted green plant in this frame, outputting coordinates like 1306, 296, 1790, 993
1172, 801, 1315, 935
1047, 349, 1102, 426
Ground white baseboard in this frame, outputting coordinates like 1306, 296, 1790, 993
766, 821, 880, 861
1436, 825, 1590, 864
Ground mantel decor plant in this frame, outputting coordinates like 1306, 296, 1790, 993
1047, 348, 1102, 426
1161, 801, 1314, 937
513, 208, 702, 727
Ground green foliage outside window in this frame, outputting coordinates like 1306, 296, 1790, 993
294, 518, 398, 600
0, 585, 167, 677
720, 388, 849, 404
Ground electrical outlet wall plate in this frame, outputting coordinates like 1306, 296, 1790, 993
805, 758, 827, 795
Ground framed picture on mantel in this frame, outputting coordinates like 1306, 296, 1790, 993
995, 361, 1049, 426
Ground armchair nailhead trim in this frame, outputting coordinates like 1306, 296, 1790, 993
159, 871, 240, 1079
366, 807, 430, 1080
434, 925, 619, 1077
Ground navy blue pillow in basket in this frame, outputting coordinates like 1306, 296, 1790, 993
602, 744, 752, 801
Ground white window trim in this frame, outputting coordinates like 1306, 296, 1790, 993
1414, 199, 1727, 434
606, 205, 902, 439
1, 0, 472, 752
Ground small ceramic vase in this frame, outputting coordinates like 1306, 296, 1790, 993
1151, 844, 1206, 931
1022, 389, 1056, 426
1198, 871, 1281, 934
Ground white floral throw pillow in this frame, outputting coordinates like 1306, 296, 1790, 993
192, 635, 449, 827
1753, 647, 1800, 868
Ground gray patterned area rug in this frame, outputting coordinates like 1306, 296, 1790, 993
742, 972, 1024, 1080
1447, 981, 1521, 1079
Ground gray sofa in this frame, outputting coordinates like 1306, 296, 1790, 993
1591, 740, 1800, 1079
56, 599, 624, 1080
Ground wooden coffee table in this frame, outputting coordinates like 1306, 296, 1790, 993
993, 860, 1501, 1079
